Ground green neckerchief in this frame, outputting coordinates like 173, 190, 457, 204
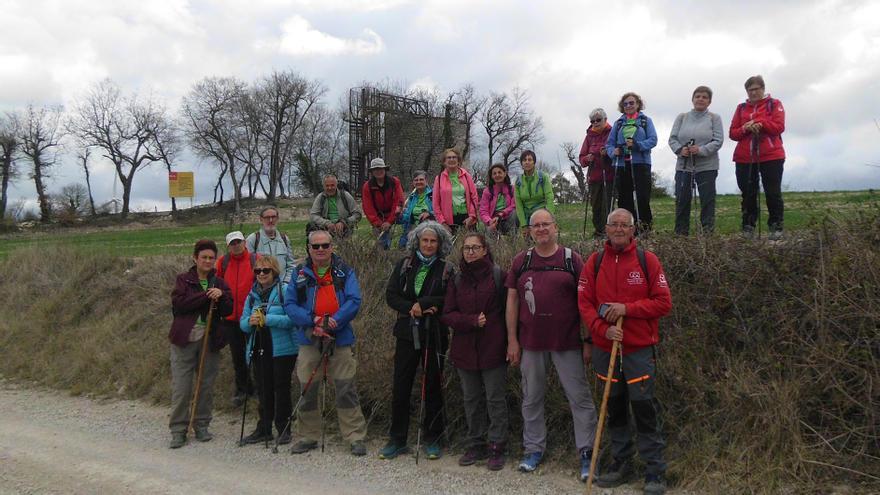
327, 196, 339, 222
316, 265, 330, 277
197, 279, 209, 325
449, 172, 466, 215
414, 263, 430, 296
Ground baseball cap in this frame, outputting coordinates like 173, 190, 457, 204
225, 231, 245, 245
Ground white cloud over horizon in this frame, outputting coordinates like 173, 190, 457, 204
1, 0, 878, 214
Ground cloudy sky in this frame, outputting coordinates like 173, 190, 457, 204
2, 0, 878, 212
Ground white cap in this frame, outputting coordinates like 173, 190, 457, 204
369, 157, 388, 170
225, 231, 245, 245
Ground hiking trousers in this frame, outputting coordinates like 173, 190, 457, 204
295, 343, 366, 443
592, 346, 666, 476
389, 336, 447, 444
520, 349, 597, 454
457, 365, 509, 446
251, 332, 297, 435
169, 341, 220, 434
735, 159, 785, 232
674, 169, 717, 235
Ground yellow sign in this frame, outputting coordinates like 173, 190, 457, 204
169, 171, 194, 198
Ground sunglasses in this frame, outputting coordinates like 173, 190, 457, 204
310, 243, 331, 250
261, 215, 278, 220
623, 100, 637, 107
253, 268, 274, 275
590, 118, 604, 124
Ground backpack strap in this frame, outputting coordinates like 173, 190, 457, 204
253, 231, 260, 252
593, 247, 648, 280
220, 254, 230, 275
517, 247, 577, 282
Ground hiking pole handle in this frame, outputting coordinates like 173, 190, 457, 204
586, 316, 623, 495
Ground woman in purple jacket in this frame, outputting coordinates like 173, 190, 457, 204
479, 163, 517, 236
441, 233, 509, 471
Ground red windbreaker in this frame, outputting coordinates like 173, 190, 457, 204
578, 239, 672, 354
215, 249, 258, 322
578, 123, 614, 184
361, 176, 404, 226
729, 95, 786, 163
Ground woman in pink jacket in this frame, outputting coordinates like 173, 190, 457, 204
479, 163, 517, 236
433, 148, 479, 232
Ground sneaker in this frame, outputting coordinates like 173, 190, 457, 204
487, 442, 506, 471
276, 430, 291, 445
169, 432, 186, 449
350, 441, 367, 456
458, 444, 488, 466
596, 457, 634, 488
378, 440, 409, 459
194, 427, 213, 442
643, 474, 667, 495
241, 428, 273, 445
579, 448, 596, 482
289, 439, 318, 454
518, 451, 543, 472
425, 442, 443, 460
768, 230, 783, 241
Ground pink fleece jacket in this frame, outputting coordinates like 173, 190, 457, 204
479, 183, 516, 224
432, 167, 478, 226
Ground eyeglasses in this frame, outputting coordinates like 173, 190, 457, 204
590, 118, 604, 124
531, 222, 554, 230
462, 245, 484, 253
622, 100, 637, 107
261, 215, 278, 220
746, 86, 763, 92
253, 268, 274, 275
310, 243, 331, 250
607, 222, 634, 229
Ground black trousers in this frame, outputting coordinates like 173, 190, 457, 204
615, 163, 653, 232
222, 320, 253, 396
251, 330, 297, 434
588, 181, 614, 235
389, 333, 447, 444
674, 169, 717, 235
735, 159, 785, 232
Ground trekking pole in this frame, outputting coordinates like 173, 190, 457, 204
626, 146, 642, 234
429, 316, 451, 449
188, 300, 216, 436
320, 314, 330, 453
238, 319, 260, 447
753, 134, 763, 239
275, 325, 334, 454
586, 317, 623, 495
582, 162, 591, 237
414, 317, 430, 465
685, 139, 699, 235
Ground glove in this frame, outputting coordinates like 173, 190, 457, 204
253, 307, 266, 328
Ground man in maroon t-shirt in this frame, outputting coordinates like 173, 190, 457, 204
505, 208, 598, 482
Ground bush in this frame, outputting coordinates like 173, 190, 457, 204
0, 214, 877, 494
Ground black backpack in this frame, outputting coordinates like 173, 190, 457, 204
516, 247, 577, 282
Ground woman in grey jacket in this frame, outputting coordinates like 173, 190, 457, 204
668, 85, 724, 235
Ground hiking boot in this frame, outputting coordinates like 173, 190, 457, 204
169, 432, 186, 449
289, 439, 318, 454
768, 230, 783, 241
518, 451, 543, 472
579, 447, 596, 482
644, 473, 667, 495
241, 428, 273, 445
741, 226, 755, 239
487, 442, 506, 471
425, 441, 443, 460
276, 430, 291, 445
458, 444, 488, 466
378, 439, 409, 459
596, 457, 634, 488
350, 441, 367, 456
194, 427, 213, 442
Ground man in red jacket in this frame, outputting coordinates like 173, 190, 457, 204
729, 74, 786, 240
215, 231, 259, 407
578, 208, 672, 495
361, 158, 404, 250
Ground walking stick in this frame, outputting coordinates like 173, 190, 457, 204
238, 326, 257, 447
319, 314, 331, 453
685, 139, 699, 235
274, 334, 333, 454
586, 316, 623, 495
414, 318, 430, 465
188, 300, 217, 436
430, 315, 451, 449
582, 162, 592, 237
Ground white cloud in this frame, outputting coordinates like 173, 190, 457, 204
274, 16, 384, 56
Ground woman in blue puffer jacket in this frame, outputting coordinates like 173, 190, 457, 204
605, 92, 658, 235
239, 256, 298, 446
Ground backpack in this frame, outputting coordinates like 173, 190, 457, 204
253, 231, 290, 252
292, 259, 350, 305
592, 247, 649, 281
320, 191, 357, 220
516, 247, 577, 282
515, 172, 546, 198
220, 252, 257, 275
453, 265, 503, 293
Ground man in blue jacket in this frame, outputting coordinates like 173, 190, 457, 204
283, 230, 368, 456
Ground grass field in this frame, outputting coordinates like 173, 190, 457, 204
0, 190, 877, 259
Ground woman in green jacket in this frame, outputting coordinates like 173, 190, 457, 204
513, 150, 555, 239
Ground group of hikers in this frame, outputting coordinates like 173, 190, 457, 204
167, 76, 786, 495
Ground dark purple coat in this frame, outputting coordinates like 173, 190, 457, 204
441, 257, 507, 371
170, 266, 234, 351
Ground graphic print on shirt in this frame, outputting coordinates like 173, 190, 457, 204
524, 277, 536, 315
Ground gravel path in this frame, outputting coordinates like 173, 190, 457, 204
0, 380, 663, 495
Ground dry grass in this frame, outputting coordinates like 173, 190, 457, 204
0, 215, 877, 494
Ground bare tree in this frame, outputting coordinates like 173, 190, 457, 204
53, 183, 90, 216
449, 84, 487, 162
253, 70, 326, 200
68, 79, 163, 218
480, 87, 544, 173
181, 76, 250, 212
76, 147, 97, 216
561, 141, 587, 197
292, 104, 346, 195
0, 114, 20, 220
151, 111, 183, 214
16, 104, 65, 222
